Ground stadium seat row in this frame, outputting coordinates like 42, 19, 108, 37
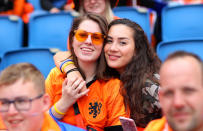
0, 4, 203, 77
157, 4, 203, 61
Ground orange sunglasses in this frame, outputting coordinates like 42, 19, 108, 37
74, 29, 105, 45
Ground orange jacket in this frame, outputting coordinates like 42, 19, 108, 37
0, 115, 6, 130
1, 111, 84, 131
45, 67, 129, 131
41, 112, 62, 131
144, 117, 173, 131
173, 0, 203, 4
0, 112, 61, 131
0, 0, 33, 23
0, 0, 25, 16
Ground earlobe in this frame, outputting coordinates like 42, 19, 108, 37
42, 94, 51, 112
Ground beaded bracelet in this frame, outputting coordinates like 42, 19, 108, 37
60, 59, 73, 73
66, 68, 79, 76
53, 104, 65, 115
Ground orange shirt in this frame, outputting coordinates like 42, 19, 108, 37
41, 112, 62, 131
0, 0, 25, 17
173, 0, 203, 4
1, 111, 84, 131
0, 115, 6, 130
45, 67, 129, 131
0, 112, 61, 131
144, 117, 173, 131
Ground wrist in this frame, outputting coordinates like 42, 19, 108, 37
53, 104, 65, 115
57, 98, 73, 111
66, 68, 78, 76
60, 59, 74, 73
63, 64, 77, 74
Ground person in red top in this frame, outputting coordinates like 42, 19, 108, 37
0, 63, 84, 131
0, 0, 33, 23
0, 0, 25, 16
145, 51, 203, 131
171, 0, 203, 4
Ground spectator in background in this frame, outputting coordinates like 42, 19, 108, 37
0, 63, 84, 131
169, 0, 203, 4
0, 0, 33, 46
0, 0, 25, 16
145, 51, 203, 131
0, 0, 33, 23
41, 0, 120, 23
73, 0, 119, 23
40, 0, 74, 13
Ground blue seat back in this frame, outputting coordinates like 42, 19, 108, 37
0, 48, 55, 77
27, 0, 42, 10
162, 4, 203, 41
28, 12, 74, 50
113, 6, 151, 42
157, 39, 203, 61
0, 16, 23, 56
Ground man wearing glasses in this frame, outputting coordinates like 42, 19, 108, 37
0, 63, 84, 131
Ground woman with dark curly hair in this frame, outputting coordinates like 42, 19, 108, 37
53, 18, 162, 130
104, 19, 162, 128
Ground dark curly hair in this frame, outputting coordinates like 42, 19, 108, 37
106, 19, 162, 127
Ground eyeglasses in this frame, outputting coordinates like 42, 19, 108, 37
74, 29, 105, 45
0, 94, 43, 112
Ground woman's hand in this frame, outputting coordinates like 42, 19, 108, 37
60, 78, 89, 107
66, 67, 88, 92
51, 78, 89, 119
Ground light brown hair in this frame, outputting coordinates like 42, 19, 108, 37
0, 63, 45, 94
78, 0, 114, 23
68, 13, 108, 80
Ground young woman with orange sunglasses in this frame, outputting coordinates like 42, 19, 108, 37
46, 13, 129, 131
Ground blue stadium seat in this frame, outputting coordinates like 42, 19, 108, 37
0, 57, 1, 68
113, 6, 151, 42
157, 39, 203, 61
162, 4, 203, 41
0, 16, 23, 57
27, 0, 42, 10
0, 48, 56, 77
28, 12, 74, 50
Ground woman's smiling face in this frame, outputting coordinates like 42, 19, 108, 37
73, 19, 103, 63
104, 24, 135, 73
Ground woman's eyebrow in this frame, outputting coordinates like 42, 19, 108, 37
118, 37, 130, 40
107, 36, 129, 40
